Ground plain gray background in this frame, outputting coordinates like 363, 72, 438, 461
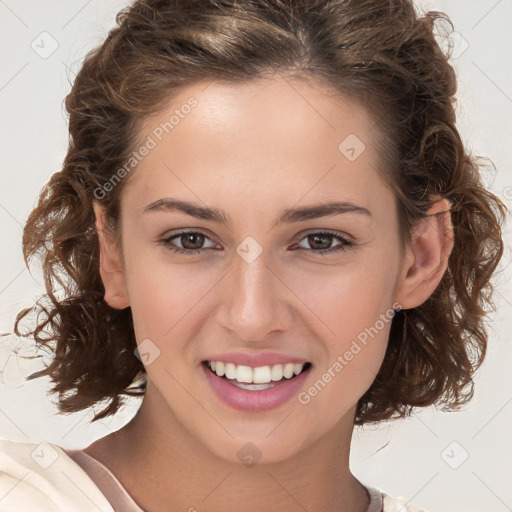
1, 1, 511, 511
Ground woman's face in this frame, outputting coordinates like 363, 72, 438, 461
103, 76, 408, 464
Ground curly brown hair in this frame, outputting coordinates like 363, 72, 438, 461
11, 0, 506, 424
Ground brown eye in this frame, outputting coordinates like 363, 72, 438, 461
307, 234, 333, 250
180, 232, 205, 250
161, 230, 217, 254
295, 231, 352, 255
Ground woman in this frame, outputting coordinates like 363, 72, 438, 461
1, 0, 505, 510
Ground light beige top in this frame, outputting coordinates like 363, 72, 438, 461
63, 448, 144, 511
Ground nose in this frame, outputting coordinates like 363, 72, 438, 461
215, 250, 294, 343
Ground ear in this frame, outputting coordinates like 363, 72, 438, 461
93, 200, 130, 309
395, 197, 454, 310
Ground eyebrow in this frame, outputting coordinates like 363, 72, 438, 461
143, 197, 371, 229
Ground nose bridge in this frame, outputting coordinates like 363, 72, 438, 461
216, 248, 291, 340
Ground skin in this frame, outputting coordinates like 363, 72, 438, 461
87, 74, 453, 512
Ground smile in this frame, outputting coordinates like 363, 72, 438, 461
202, 360, 312, 412
208, 360, 309, 383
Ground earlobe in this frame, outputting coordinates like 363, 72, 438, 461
92, 200, 130, 309
395, 198, 454, 310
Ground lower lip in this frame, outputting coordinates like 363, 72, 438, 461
202, 363, 311, 412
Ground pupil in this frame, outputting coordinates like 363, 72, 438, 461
183, 233, 203, 249
310, 234, 331, 250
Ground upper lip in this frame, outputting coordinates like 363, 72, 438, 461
203, 352, 310, 368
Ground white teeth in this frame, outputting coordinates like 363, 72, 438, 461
231, 381, 276, 391
225, 363, 236, 380
253, 366, 271, 384
215, 361, 225, 377
235, 365, 253, 383
271, 364, 283, 381
283, 363, 294, 379
208, 361, 307, 384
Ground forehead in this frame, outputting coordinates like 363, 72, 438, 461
121, 76, 392, 218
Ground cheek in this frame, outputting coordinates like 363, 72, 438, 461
131, 281, 201, 337
123, 245, 220, 348
296, 303, 392, 438
285, 253, 397, 413
284, 251, 399, 345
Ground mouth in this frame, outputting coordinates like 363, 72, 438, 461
201, 360, 312, 411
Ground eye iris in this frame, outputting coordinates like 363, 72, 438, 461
309, 234, 331, 250
182, 233, 204, 250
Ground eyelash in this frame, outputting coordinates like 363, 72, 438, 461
159, 229, 353, 256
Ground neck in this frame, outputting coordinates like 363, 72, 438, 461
91, 380, 369, 512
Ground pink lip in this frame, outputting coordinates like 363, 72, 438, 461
203, 351, 309, 367
202, 363, 311, 412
